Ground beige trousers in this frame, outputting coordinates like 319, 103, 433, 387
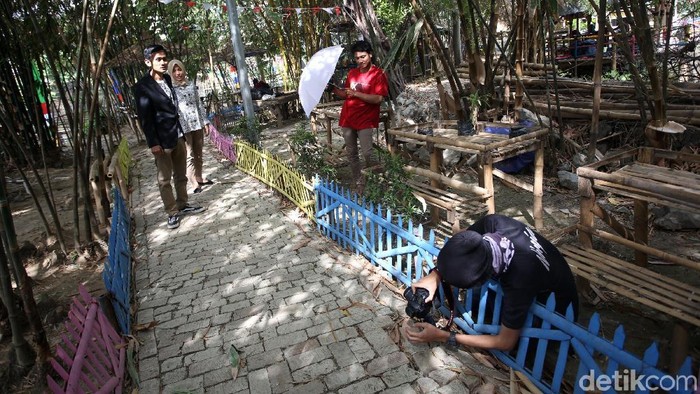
154, 138, 188, 216
184, 129, 204, 188
341, 127, 374, 183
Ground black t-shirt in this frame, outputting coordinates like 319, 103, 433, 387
468, 214, 579, 329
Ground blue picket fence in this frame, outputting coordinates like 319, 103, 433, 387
102, 188, 131, 334
315, 178, 696, 394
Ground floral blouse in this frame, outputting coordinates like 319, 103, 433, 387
173, 81, 209, 133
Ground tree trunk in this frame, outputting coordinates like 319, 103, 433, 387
411, 0, 467, 119
514, 0, 526, 120
0, 244, 35, 369
628, 0, 667, 147
588, 0, 608, 162
0, 165, 50, 367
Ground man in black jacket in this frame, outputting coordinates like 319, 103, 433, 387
133, 44, 205, 229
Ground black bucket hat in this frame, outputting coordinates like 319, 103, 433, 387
437, 230, 493, 288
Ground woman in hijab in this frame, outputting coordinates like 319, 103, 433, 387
168, 59, 213, 193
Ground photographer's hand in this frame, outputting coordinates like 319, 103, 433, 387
411, 269, 441, 302
405, 322, 449, 344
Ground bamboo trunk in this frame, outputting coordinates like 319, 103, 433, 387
588, 0, 607, 162
514, 0, 526, 119
107, 151, 119, 178
89, 159, 108, 228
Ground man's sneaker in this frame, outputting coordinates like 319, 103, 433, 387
167, 215, 180, 229
179, 204, 206, 215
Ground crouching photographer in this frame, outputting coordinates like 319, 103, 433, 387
404, 214, 579, 352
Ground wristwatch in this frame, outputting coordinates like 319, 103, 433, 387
446, 331, 457, 347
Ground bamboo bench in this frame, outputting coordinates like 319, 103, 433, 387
560, 242, 700, 328
404, 165, 489, 234
574, 148, 700, 370
559, 224, 700, 372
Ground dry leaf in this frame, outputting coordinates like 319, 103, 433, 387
340, 302, 375, 312
292, 239, 311, 251
133, 320, 159, 331
472, 352, 496, 369
388, 322, 401, 345
371, 280, 382, 298
473, 382, 496, 394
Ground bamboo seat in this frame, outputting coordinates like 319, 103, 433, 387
405, 178, 488, 234
560, 244, 700, 328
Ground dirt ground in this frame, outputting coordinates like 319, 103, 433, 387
1, 88, 699, 391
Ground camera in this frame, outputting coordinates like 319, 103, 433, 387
403, 287, 434, 323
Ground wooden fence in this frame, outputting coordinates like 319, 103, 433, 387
234, 140, 315, 220
208, 122, 237, 163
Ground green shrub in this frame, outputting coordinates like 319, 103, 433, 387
288, 124, 336, 179
364, 150, 423, 219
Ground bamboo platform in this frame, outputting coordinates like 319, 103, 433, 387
574, 147, 700, 371
254, 91, 299, 127
387, 123, 548, 230
404, 166, 489, 234
561, 244, 700, 327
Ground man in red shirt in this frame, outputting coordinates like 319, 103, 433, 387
329, 41, 389, 191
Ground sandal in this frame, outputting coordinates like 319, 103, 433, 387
198, 179, 214, 186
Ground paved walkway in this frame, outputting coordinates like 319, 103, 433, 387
132, 135, 510, 393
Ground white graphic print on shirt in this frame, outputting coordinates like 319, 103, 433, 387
524, 227, 549, 270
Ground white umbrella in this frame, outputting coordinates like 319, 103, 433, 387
299, 45, 344, 118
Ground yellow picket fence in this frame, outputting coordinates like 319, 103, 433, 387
234, 141, 316, 220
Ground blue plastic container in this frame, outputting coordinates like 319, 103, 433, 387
483, 124, 511, 136
486, 119, 536, 173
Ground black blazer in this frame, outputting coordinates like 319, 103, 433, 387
132, 73, 182, 149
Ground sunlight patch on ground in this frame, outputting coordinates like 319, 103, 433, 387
26, 263, 61, 280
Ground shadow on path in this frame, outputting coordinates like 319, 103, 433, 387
131, 138, 507, 393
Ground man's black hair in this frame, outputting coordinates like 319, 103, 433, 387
350, 40, 373, 54
144, 44, 167, 60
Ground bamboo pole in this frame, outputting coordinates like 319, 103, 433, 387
577, 225, 700, 271
493, 168, 533, 192
404, 166, 490, 196
387, 129, 485, 151
577, 166, 700, 207
588, 0, 607, 163
526, 102, 700, 125
533, 141, 544, 230
591, 203, 636, 242
514, 0, 525, 119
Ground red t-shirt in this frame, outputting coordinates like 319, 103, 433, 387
338, 65, 389, 130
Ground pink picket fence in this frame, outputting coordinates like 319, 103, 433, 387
209, 122, 237, 163
47, 284, 126, 393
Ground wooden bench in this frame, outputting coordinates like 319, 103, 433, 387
558, 224, 700, 372
561, 243, 700, 328
575, 148, 700, 370
404, 165, 489, 234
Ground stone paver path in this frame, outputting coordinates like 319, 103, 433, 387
132, 135, 510, 393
